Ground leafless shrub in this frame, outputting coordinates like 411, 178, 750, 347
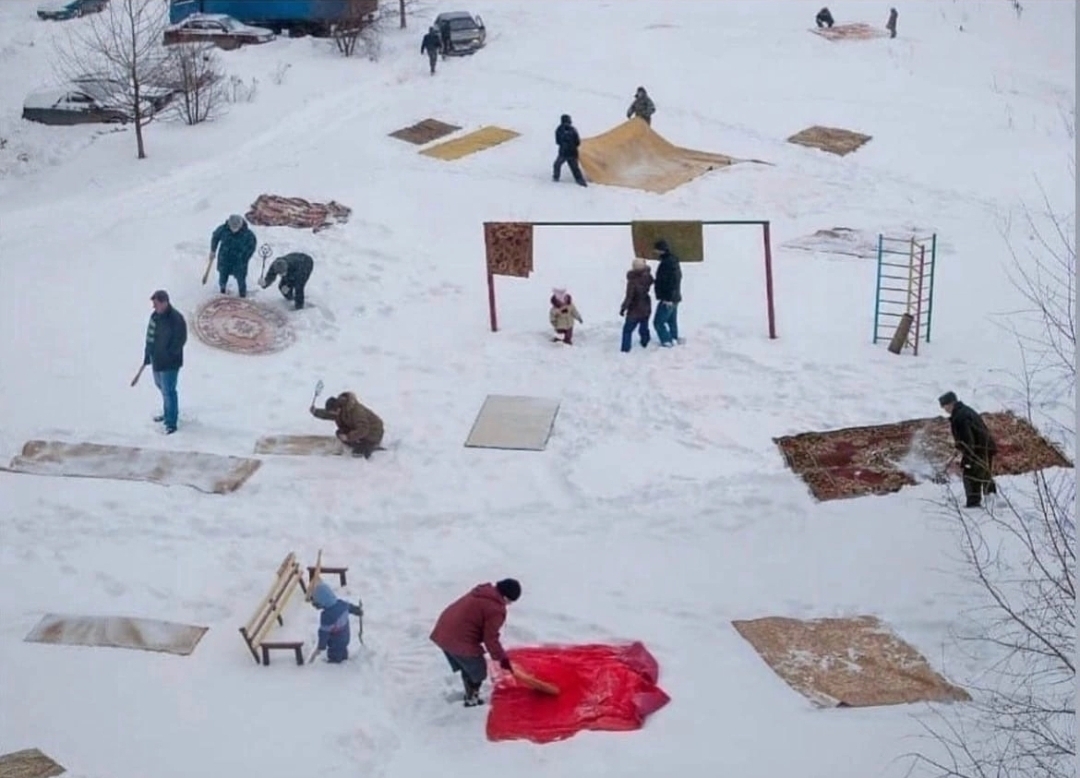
331, 0, 378, 56
54, 0, 170, 159
223, 75, 258, 104
269, 61, 291, 86
165, 43, 225, 125
910, 186, 1075, 778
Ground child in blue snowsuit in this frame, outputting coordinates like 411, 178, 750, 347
311, 581, 363, 663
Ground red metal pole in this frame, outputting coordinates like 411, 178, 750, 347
763, 222, 777, 339
913, 244, 925, 356
486, 269, 498, 332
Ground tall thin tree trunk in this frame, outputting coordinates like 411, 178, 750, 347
399, 0, 406, 29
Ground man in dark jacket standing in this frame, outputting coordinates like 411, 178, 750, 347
140, 290, 187, 434
652, 239, 683, 347
421, 25, 442, 74
260, 252, 313, 310
430, 578, 521, 707
209, 214, 257, 298
939, 391, 998, 507
553, 114, 587, 187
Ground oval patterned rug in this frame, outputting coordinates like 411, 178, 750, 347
192, 296, 295, 355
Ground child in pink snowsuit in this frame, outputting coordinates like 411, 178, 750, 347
549, 288, 583, 345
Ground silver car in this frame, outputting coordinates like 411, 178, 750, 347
434, 11, 486, 56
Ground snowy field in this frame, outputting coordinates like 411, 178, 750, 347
0, 1, 1075, 777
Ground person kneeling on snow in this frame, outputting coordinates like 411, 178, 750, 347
261, 252, 313, 310
815, 7, 834, 28
309, 581, 363, 664
430, 579, 521, 707
310, 391, 385, 459
549, 287, 583, 345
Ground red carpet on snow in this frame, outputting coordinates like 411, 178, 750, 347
486, 642, 671, 744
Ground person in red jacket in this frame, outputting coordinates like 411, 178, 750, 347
430, 578, 521, 707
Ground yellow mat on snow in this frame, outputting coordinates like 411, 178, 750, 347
580, 118, 740, 194
419, 126, 520, 161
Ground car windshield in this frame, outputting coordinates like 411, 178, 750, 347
217, 18, 239, 31
447, 18, 477, 31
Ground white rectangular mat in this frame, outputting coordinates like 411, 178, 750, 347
25, 613, 209, 656
464, 395, 560, 451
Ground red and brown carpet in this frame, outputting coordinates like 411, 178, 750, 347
192, 297, 295, 355
774, 411, 1072, 501
245, 194, 351, 233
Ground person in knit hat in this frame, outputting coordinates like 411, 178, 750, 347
208, 214, 257, 297
939, 391, 998, 508
549, 287, 584, 345
620, 257, 654, 352
308, 580, 364, 664
430, 578, 522, 707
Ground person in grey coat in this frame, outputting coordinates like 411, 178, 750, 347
626, 87, 656, 125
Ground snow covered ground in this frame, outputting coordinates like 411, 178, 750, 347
0, 1, 1074, 776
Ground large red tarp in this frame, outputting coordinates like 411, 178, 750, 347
486, 642, 671, 744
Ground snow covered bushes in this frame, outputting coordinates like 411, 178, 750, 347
164, 44, 226, 126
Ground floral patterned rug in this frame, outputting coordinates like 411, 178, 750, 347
774, 411, 1072, 501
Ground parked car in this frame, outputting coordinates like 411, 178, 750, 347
434, 11, 486, 55
72, 75, 176, 112
22, 89, 130, 125
36, 0, 108, 21
163, 13, 275, 50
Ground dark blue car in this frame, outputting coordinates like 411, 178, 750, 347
37, 0, 109, 21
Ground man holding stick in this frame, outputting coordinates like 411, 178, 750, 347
132, 290, 187, 434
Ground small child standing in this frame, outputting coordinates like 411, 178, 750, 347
549, 288, 583, 345
309, 580, 364, 664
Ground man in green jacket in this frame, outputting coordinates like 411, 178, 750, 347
209, 214, 257, 297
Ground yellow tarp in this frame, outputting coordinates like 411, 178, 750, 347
419, 126, 520, 161
579, 118, 737, 194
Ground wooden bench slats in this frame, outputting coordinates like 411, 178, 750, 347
240, 552, 310, 666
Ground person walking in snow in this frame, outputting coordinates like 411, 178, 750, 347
626, 87, 656, 126
208, 214, 257, 298
652, 240, 683, 347
260, 252, 313, 310
886, 7, 898, 38
939, 391, 998, 508
553, 114, 587, 187
815, 7, 834, 28
310, 391, 385, 459
421, 26, 442, 74
138, 290, 187, 435
309, 580, 364, 664
430, 579, 521, 707
620, 258, 654, 352
549, 287, 583, 345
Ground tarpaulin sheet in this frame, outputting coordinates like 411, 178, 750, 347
486, 642, 670, 743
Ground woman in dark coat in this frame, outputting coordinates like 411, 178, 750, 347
620, 258, 654, 352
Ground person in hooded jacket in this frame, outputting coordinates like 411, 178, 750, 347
310, 391, 385, 458
430, 579, 522, 707
209, 214, 257, 298
626, 87, 656, 125
652, 239, 683, 347
421, 26, 442, 74
815, 7, 834, 28
553, 114, 587, 187
260, 252, 313, 310
939, 392, 998, 507
309, 580, 364, 664
620, 258, 654, 352
549, 287, 583, 345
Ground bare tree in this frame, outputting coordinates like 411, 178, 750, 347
54, 0, 170, 159
331, 0, 378, 57
165, 43, 225, 126
912, 191, 1075, 778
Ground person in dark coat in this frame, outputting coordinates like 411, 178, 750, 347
939, 391, 998, 508
210, 214, 257, 298
816, 7, 834, 28
421, 26, 442, 74
309, 581, 363, 664
439, 20, 452, 56
652, 239, 683, 347
260, 252, 313, 310
620, 258, 654, 352
310, 391, 385, 458
141, 290, 187, 434
626, 87, 656, 125
430, 579, 521, 707
553, 114, 587, 187
886, 7, 898, 38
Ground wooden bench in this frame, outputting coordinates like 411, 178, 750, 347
308, 564, 349, 587
239, 552, 308, 666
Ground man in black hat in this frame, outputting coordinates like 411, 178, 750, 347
652, 239, 683, 347
939, 391, 998, 507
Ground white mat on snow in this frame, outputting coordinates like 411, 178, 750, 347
464, 395, 561, 451
24, 613, 209, 656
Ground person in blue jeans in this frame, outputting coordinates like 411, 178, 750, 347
620, 258, 654, 352
141, 290, 187, 434
652, 239, 683, 347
